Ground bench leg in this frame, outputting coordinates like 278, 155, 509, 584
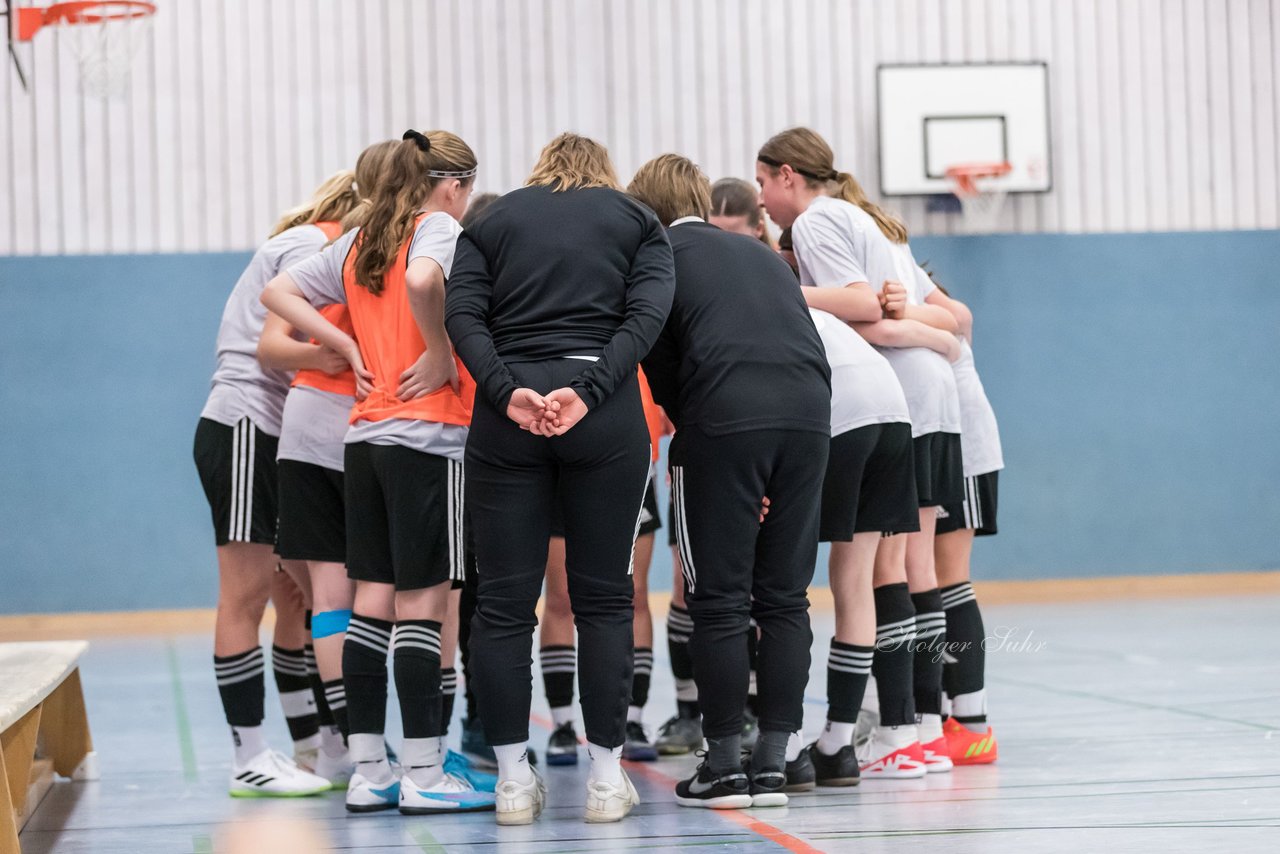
40, 669, 97, 781
1, 704, 43, 854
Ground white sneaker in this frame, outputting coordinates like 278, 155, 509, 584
584, 768, 640, 823
315, 749, 354, 789
495, 767, 546, 826
916, 714, 954, 774
400, 771, 497, 813
229, 749, 330, 798
345, 768, 401, 813
857, 725, 928, 780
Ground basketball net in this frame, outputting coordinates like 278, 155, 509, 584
945, 162, 1012, 233
17, 2, 155, 98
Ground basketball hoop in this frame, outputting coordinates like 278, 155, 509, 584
945, 162, 1012, 233
15, 1, 155, 98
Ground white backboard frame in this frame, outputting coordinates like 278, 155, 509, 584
877, 62, 1052, 196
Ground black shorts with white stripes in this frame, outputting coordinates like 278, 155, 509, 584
913, 430, 965, 508
276, 460, 345, 563
193, 416, 279, 547
343, 442, 466, 591
936, 470, 999, 537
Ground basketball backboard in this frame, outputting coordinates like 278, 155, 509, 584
877, 62, 1051, 196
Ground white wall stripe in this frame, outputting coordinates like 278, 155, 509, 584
2, 0, 1277, 256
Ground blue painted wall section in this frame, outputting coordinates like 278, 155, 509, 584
2, 231, 1278, 614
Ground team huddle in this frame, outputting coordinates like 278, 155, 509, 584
193, 126, 1004, 825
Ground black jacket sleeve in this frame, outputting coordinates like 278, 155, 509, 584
568, 213, 676, 409
444, 232, 520, 411
639, 303, 683, 429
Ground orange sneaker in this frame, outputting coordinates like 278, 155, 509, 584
943, 717, 998, 765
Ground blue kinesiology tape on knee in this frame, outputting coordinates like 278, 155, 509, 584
311, 609, 353, 639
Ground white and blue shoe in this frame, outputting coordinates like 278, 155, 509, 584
445, 750, 498, 793
400, 770, 497, 814
345, 769, 401, 813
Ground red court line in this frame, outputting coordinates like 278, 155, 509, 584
528, 712, 824, 854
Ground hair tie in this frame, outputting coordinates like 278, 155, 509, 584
402, 129, 432, 153
828, 170, 840, 181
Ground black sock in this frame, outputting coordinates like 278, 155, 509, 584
272, 645, 319, 742
871, 583, 917, 727
322, 678, 349, 740
303, 611, 334, 728
910, 589, 946, 717
343, 614, 392, 738
941, 581, 987, 724
631, 648, 653, 709
393, 620, 444, 740
826, 639, 874, 723
441, 667, 458, 735
214, 647, 265, 727
706, 733, 742, 776
667, 604, 698, 718
540, 644, 576, 712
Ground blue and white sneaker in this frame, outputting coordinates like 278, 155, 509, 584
345, 769, 401, 813
445, 750, 498, 792
400, 771, 496, 814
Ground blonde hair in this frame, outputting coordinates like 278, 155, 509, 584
758, 127, 909, 244
269, 170, 360, 237
353, 130, 477, 296
526, 133, 620, 192
339, 140, 400, 232
627, 154, 712, 226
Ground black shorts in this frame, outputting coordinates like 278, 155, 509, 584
343, 442, 466, 591
276, 460, 346, 563
550, 473, 662, 539
820, 422, 920, 541
193, 417, 279, 547
913, 431, 964, 508
936, 471, 999, 536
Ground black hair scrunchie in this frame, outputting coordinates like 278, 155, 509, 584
402, 129, 432, 153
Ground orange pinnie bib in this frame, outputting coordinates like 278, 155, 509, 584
341, 212, 475, 427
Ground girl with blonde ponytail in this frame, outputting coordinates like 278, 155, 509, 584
756, 126, 964, 785
255, 139, 398, 789
263, 129, 496, 816
193, 170, 372, 800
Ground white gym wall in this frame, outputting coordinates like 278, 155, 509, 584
2, 0, 1277, 255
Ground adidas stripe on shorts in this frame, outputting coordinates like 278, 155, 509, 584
193, 416, 280, 547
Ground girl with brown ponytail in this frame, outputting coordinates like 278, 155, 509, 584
263, 130, 496, 816
756, 126, 963, 784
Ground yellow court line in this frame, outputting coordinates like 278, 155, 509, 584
1, 570, 1277, 642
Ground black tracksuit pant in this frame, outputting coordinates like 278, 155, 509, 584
466, 360, 651, 749
669, 425, 828, 739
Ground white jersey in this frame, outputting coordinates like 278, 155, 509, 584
200, 224, 330, 436
287, 212, 469, 461
790, 195, 912, 435
875, 242, 962, 437
277, 385, 355, 472
951, 339, 1004, 476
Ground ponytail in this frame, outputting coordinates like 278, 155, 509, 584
832, 171, 908, 244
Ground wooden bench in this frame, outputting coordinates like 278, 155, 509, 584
0, 642, 98, 854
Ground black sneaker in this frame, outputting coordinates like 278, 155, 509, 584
621, 720, 658, 761
744, 760, 788, 807
655, 714, 703, 755
808, 742, 861, 786
674, 756, 753, 809
784, 746, 816, 792
740, 707, 759, 751
545, 722, 579, 766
